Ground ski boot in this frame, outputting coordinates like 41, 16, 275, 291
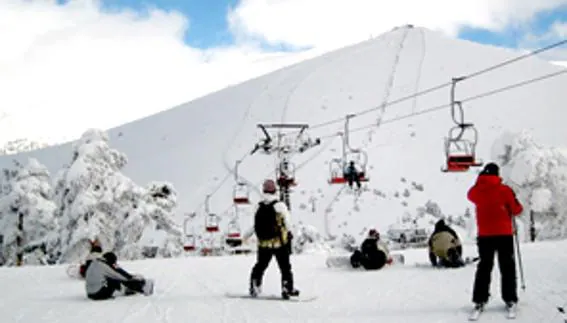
281, 280, 299, 299
249, 279, 261, 297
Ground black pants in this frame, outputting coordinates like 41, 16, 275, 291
350, 249, 387, 270
345, 173, 361, 189
472, 235, 517, 304
250, 246, 294, 291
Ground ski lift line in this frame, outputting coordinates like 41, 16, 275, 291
297, 38, 567, 133
315, 68, 567, 139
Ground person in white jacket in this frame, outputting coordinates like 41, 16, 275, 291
244, 179, 299, 299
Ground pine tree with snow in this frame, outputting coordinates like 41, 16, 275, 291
0, 158, 58, 266
53, 129, 183, 263
121, 182, 183, 259
53, 129, 136, 263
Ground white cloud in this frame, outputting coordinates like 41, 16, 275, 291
229, 0, 567, 49
2, 0, 567, 146
0, 0, 309, 145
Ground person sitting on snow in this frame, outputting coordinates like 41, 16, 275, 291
350, 229, 391, 270
343, 161, 362, 190
428, 219, 465, 268
85, 252, 154, 300
79, 240, 103, 278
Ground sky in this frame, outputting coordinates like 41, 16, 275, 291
1, 0, 567, 145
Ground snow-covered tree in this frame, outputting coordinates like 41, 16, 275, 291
53, 129, 182, 263
491, 130, 567, 240
0, 158, 57, 266
119, 182, 183, 259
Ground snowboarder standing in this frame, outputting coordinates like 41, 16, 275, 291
467, 163, 523, 312
85, 252, 154, 300
243, 179, 299, 299
428, 219, 465, 268
350, 229, 391, 270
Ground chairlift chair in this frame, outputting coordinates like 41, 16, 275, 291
232, 183, 250, 204
205, 213, 220, 232
183, 218, 196, 251
225, 219, 242, 247
441, 125, 483, 172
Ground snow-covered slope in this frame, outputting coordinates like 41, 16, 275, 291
1, 26, 566, 243
2, 239, 566, 322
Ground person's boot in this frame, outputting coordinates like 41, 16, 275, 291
249, 278, 261, 297
281, 280, 299, 299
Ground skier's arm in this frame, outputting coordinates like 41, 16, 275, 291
274, 202, 292, 232
504, 186, 523, 216
242, 226, 255, 240
100, 262, 131, 282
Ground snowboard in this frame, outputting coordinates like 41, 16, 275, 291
325, 253, 405, 269
225, 292, 317, 302
415, 256, 479, 269
66, 264, 83, 279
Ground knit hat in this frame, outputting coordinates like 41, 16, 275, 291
102, 252, 117, 266
480, 162, 499, 176
262, 179, 277, 194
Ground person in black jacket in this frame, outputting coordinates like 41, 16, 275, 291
350, 229, 391, 270
428, 219, 465, 268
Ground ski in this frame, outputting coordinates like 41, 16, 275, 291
224, 292, 317, 302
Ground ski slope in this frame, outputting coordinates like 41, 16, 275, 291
1, 25, 566, 242
2, 239, 566, 322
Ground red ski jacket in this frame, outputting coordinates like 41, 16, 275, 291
467, 174, 523, 237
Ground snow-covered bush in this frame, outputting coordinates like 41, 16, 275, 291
492, 130, 567, 240
291, 223, 331, 254
0, 158, 58, 266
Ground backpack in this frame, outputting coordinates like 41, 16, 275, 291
254, 200, 280, 240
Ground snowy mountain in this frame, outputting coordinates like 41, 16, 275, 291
0, 25, 566, 253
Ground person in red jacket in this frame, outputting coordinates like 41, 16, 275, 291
467, 162, 523, 312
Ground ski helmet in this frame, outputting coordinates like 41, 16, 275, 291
368, 229, 380, 239
262, 179, 277, 194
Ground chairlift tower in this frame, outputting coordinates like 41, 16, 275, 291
251, 123, 320, 211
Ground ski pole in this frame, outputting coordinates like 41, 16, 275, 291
512, 218, 526, 291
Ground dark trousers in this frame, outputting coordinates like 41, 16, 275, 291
350, 249, 387, 270
250, 246, 294, 291
345, 173, 361, 189
472, 235, 517, 304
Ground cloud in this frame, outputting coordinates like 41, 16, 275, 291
228, 0, 567, 49
2, 0, 567, 146
0, 0, 307, 145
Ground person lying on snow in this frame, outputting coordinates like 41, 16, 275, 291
85, 252, 154, 300
79, 240, 103, 278
350, 229, 392, 270
428, 219, 465, 268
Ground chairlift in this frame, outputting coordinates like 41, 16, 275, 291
441, 77, 483, 172
183, 218, 196, 251
204, 194, 219, 232
205, 213, 220, 232
232, 160, 250, 204
225, 218, 242, 247
328, 115, 370, 184
277, 160, 296, 186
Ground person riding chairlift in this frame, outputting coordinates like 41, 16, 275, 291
343, 161, 361, 189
